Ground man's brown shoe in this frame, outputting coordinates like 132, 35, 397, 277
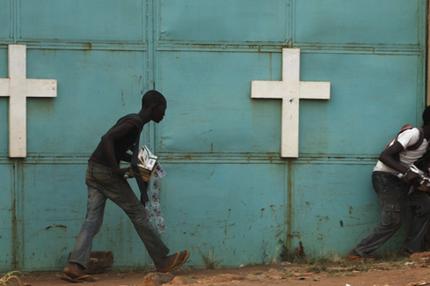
346, 250, 375, 261
156, 250, 190, 273
63, 262, 86, 278
62, 262, 96, 283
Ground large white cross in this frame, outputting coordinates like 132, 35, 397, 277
251, 48, 330, 158
0, 45, 57, 158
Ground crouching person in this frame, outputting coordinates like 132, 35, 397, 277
349, 106, 430, 259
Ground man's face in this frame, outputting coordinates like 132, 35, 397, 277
152, 104, 166, 123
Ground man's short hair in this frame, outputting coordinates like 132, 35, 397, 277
423, 106, 430, 126
141, 90, 166, 108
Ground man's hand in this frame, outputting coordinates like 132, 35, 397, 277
402, 169, 421, 185
417, 183, 430, 192
402, 164, 427, 187
124, 168, 135, 179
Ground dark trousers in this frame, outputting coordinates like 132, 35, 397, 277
405, 191, 430, 252
354, 171, 430, 256
69, 161, 169, 268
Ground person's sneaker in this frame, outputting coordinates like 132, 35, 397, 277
156, 250, 190, 273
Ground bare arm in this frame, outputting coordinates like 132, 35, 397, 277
378, 141, 408, 174
379, 141, 423, 185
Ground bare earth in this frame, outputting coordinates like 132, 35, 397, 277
10, 257, 430, 286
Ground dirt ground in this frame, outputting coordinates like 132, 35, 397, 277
7, 256, 430, 286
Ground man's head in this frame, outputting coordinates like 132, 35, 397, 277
423, 106, 430, 126
141, 90, 167, 123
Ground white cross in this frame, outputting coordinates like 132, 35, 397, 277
0, 45, 57, 158
251, 48, 331, 158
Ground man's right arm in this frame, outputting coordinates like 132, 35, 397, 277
379, 140, 420, 184
379, 142, 408, 174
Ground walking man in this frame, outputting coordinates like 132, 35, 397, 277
63, 90, 189, 281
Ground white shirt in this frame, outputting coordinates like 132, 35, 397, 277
373, 128, 428, 174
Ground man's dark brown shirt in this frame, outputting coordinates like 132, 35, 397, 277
89, 114, 143, 169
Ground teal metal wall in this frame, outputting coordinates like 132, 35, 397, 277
0, 0, 427, 271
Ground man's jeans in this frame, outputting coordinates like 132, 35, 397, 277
69, 161, 169, 268
354, 171, 430, 256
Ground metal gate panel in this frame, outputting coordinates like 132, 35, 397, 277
157, 51, 281, 153
156, 48, 287, 266
295, 0, 424, 46
291, 162, 377, 257
299, 52, 423, 156
24, 49, 147, 154
20, 0, 146, 42
0, 48, 7, 155
159, 0, 290, 43
20, 164, 89, 270
0, 165, 13, 271
160, 164, 286, 266
0, 0, 10, 41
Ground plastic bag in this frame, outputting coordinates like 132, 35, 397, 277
134, 146, 167, 233
144, 162, 167, 233
145, 178, 164, 233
